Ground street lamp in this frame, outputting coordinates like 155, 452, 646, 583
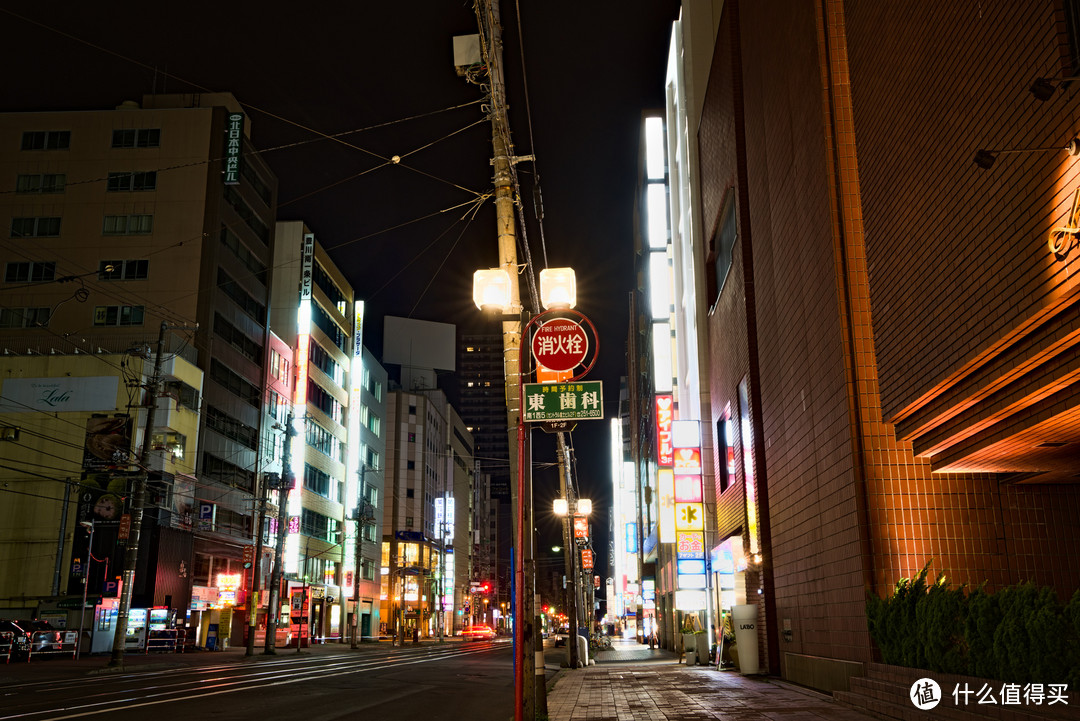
472, 266, 586, 716
553, 496, 591, 669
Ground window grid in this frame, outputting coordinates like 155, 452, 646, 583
5, 261, 56, 283
16, 173, 65, 193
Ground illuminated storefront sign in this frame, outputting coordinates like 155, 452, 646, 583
287, 232, 316, 574
674, 502, 704, 532
345, 300, 365, 578
1050, 187, 1080, 259
573, 514, 589, 541
672, 420, 706, 607
223, 113, 243, 185
655, 395, 673, 465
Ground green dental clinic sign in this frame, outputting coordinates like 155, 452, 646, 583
224, 112, 244, 185
523, 381, 603, 422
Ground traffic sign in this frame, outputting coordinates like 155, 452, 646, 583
531, 319, 588, 372
523, 381, 603, 422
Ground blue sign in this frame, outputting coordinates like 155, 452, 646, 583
625, 522, 636, 552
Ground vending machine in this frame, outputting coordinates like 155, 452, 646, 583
124, 608, 147, 651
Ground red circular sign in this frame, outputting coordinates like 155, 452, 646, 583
531, 319, 589, 371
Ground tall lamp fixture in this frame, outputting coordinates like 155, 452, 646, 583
974, 135, 1080, 170
473, 265, 588, 721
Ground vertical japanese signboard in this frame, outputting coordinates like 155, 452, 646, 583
224, 113, 243, 185
672, 421, 706, 610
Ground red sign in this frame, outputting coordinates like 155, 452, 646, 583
532, 319, 588, 372
655, 395, 673, 466
118, 513, 132, 540
581, 549, 594, 570
673, 448, 702, 474
573, 514, 589, 541
242, 545, 254, 568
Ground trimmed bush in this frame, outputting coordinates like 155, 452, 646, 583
866, 563, 1079, 689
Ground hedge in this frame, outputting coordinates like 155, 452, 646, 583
866, 562, 1080, 689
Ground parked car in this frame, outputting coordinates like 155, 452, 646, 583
0, 620, 32, 659
461, 624, 497, 640
24, 620, 64, 654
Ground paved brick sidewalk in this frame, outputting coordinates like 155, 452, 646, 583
547, 661, 878, 721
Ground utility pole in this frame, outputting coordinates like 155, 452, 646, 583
265, 412, 296, 654
109, 321, 196, 668
351, 465, 366, 649
246, 475, 269, 656
557, 435, 580, 668
475, 4, 528, 717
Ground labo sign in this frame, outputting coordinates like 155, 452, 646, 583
732, 604, 759, 674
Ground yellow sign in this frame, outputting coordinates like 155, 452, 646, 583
674, 502, 704, 531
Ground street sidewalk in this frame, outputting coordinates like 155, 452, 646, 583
546, 637, 878, 721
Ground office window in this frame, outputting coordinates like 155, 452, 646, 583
107, 171, 157, 192
205, 405, 258, 450
405, 517, 414, 528
304, 464, 333, 498
21, 130, 70, 150
270, 349, 290, 383
707, 192, 737, 307
214, 313, 262, 363
209, 359, 260, 408
102, 214, 153, 235
112, 128, 160, 148
11, 217, 60, 238
0, 307, 49, 328
93, 305, 144, 327
98, 259, 148, 280
5, 261, 55, 283
15, 173, 65, 193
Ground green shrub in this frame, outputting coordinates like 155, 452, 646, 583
866, 563, 1079, 689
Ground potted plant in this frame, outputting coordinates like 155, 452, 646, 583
681, 616, 698, 665
721, 627, 738, 669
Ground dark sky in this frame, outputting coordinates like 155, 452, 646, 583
2, 2, 680, 572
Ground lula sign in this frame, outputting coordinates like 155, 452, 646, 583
0, 377, 118, 413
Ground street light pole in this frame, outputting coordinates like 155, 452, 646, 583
265, 412, 296, 654
246, 476, 269, 656
108, 321, 168, 668
76, 519, 94, 661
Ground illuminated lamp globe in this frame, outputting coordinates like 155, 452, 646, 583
473, 268, 512, 312
576, 498, 592, 516
539, 267, 576, 310
553, 498, 569, 516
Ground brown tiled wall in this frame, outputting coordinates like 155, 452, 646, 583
845, 1, 1080, 422
695, 0, 1080, 688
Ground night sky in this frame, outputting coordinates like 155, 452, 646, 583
2, 2, 681, 575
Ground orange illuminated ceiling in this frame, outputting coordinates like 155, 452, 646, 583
893, 300, 1080, 484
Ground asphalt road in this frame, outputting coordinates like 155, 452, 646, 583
0, 640, 513, 721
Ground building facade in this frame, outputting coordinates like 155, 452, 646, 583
0, 93, 276, 647
267, 220, 386, 643
634, 0, 1080, 694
